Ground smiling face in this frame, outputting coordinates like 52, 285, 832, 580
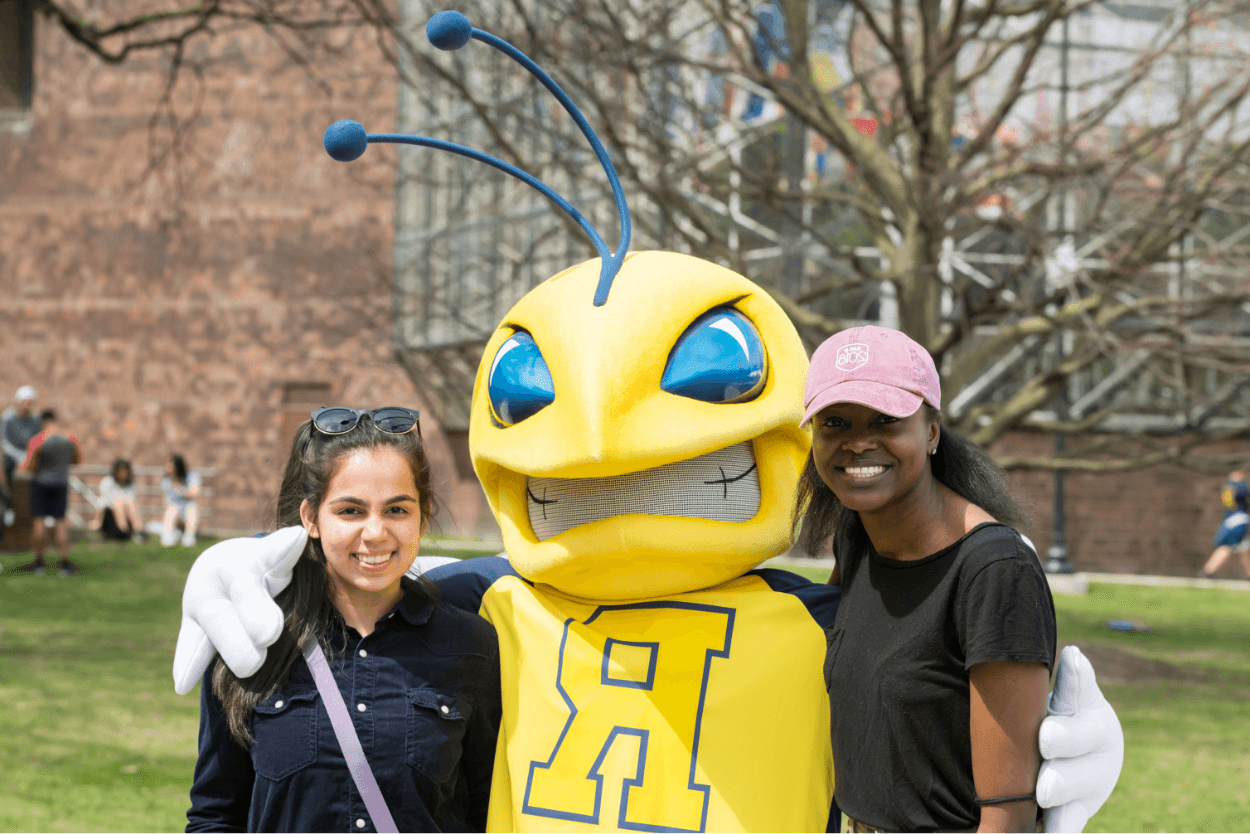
300, 446, 424, 609
470, 251, 810, 600
811, 402, 939, 515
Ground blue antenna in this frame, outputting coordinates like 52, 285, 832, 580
323, 10, 632, 307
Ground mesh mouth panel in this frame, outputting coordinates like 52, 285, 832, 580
526, 442, 759, 541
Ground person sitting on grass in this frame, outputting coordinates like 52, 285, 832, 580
160, 454, 200, 548
89, 459, 145, 543
186, 408, 501, 832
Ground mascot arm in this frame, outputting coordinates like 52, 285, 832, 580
173, 527, 307, 695
424, 555, 519, 616
1037, 646, 1125, 832
172, 529, 513, 694
750, 567, 842, 627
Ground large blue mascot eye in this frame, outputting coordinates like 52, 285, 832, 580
488, 332, 555, 425
661, 309, 767, 403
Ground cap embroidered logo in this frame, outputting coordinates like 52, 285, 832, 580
835, 343, 870, 372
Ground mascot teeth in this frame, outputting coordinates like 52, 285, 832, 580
527, 442, 760, 539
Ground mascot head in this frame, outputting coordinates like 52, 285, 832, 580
471, 252, 808, 599
326, 11, 809, 600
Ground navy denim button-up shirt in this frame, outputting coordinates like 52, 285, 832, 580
187, 586, 501, 832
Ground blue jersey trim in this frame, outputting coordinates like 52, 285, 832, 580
426, 556, 521, 615
602, 639, 660, 690
747, 568, 842, 831
748, 567, 840, 629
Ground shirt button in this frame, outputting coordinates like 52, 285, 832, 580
440, 705, 450, 715
274, 700, 284, 709
359, 649, 368, 658
356, 819, 366, 829
357, 703, 367, 712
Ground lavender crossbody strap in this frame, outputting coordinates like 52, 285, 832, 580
302, 642, 399, 833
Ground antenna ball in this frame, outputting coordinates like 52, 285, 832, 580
427, 11, 472, 50
324, 120, 368, 162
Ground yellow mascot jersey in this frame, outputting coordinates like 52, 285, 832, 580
431, 557, 841, 833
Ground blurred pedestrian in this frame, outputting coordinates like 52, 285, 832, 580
90, 458, 145, 543
0, 385, 39, 488
12, 410, 83, 576
161, 454, 201, 547
1200, 468, 1250, 579
0, 386, 40, 538
0, 452, 7, 546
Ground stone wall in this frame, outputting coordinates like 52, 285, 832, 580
0, 11, 491, 540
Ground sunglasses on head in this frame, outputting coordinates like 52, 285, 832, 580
310, 406, 422, 438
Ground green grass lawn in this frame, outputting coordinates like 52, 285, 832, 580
1, 541, 202, 832
1050, 583, 1250, 833
2, 547, 1248, 832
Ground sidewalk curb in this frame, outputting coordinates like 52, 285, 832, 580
1080, 572, 1250, 592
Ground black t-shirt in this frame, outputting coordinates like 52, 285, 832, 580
826, 522, 1056, 832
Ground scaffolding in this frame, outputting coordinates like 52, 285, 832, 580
392, 0, 1250, 437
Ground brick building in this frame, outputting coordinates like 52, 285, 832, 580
0, 5, 491, 540
0, 5, 1244, 573
998, 434, 1248, 577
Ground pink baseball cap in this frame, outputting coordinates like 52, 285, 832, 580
802, 325, 941, 426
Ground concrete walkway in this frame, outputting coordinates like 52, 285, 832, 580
424, 537, 507, 552
763, 553, 1250, 594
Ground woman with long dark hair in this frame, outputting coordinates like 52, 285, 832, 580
161, 453, 201, 547
796, 327, 1055, 833
187, 408, 501, 832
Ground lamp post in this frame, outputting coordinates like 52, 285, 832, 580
1045, 434, 1075, 573
1045, 14, 1076, 576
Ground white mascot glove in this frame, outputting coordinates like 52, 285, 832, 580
1037, 645, 1124, 832
172, 527, 307, 695
406, 554, 461, 576
172, 526, 465, 695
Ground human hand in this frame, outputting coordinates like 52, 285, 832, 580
1037, 646, 1124, 833
172, 526, 307, 695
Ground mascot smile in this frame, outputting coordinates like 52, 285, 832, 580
173, 10, 1124, 832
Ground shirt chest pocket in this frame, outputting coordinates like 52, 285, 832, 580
251, 686, 320, 781
405, 687, 471, 784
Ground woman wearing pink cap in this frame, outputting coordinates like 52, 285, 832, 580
796, 326, 1055, 833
